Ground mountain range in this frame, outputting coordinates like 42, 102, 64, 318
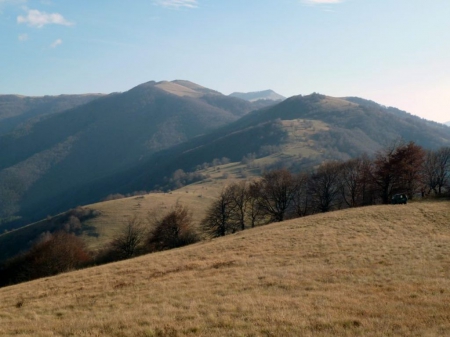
1, 81, 450, 230
229, 89, 285, 102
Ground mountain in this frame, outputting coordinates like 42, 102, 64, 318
0, 80, 265, 226
0, 94, 103, 136
229, 89, 285, 102
21, 92, 450, 225
3, 88, 450, 229
445, 121, 450, 126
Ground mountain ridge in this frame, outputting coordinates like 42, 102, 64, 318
229, 89, 285, 102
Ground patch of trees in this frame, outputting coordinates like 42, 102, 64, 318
200, 142, 450, 237
0, 231, 90, 287
94, 204, 200, 264
0, 207, 100, 264
1, 141, 448, 288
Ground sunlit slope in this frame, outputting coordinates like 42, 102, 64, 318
1, 201, 449, 336
0, 174, 230, 259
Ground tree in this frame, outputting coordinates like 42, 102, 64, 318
201, 187, 238, 237
109, 216, 146, 260
228, 181, 250, 231
423, 147, 450, 195
246, 181, 268, 227
0, 231, 90, 287
309, 161, 342, 213
291, 172, 312, 217
256, 169, 298, 222
338, 156, 375, 207
148, 204, 199, 251
372, 141, 425, 203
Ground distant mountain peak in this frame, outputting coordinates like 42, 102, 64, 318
445, 121, 450, 126
154, 80, 221, 98
229, 90, 285, 102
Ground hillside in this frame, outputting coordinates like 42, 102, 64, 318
0, 171, 232, 261
13, 92, 450, 227
3, 89, 450, 230
0, 94, 103, 136
446, 121, 450, 126
0, 81, 264, 227
230, 89, 285, 102
1, 201, 449, 336
81, 93, 450, 201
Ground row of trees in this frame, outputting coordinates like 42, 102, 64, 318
201, 142, 450, 237
1, 141, 448, 287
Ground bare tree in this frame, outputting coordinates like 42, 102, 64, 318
423, 147, 450, 195
246, 181, 268, 227
148, 204, 199, 251
372, 141, 425, 203
309, 161, 342, 213
256, 169, 298, 222
228, 181, 250, 231
291, 172, 312, 217
201, 187, 237, 237
109, 216, 146, 260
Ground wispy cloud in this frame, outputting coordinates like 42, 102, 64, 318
17, 8, 73, 28
154, 0, 198, 9
18, 33, 28, 41
50, 38, 62, 48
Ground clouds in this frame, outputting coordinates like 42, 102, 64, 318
50, 38, 62, 48
154, 0, 198, 9
17, 8, 73, 28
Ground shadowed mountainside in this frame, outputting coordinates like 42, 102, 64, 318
21, 92, 450, 226
2, 88, 450, 230
0, 80, 266, 226
0, 94, 104, 136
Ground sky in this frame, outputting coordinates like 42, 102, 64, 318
1, 0, 449, 123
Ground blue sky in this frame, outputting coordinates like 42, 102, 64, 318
1, 0, 449, 123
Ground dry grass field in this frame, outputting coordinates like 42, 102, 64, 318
1, 201, 450, 336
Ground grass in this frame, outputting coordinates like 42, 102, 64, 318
1, 200, 449, 336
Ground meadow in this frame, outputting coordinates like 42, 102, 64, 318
1, 200, 449, 336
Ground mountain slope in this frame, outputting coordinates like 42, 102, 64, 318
230, 89, 285, 102
25, 92, 450, 223
1, 201, 449, 336
0, 94, 103, 136
0, 81, 259, 224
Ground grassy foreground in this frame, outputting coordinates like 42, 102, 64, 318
1, 201, 449, 336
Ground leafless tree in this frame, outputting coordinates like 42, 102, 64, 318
256, 169, 298, 222
423, 147, 450, 195
372, 141, 425, 203
309, 161, 342, 213
148, 204, 198, 251
228, 181, 250, 231
291, 172, 312, 217
201, 187, 238, 237
109, 216, 146, 259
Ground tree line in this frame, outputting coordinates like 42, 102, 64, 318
201, 141, 450, 237
1, 141, 448, 287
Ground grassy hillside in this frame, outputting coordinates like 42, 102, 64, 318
1, 201, 449, 336
0, 169, 237, 261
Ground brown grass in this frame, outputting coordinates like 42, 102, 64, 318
1, 201, 450, 336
